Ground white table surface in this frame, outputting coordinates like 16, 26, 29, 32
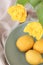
0, 0, 19, 65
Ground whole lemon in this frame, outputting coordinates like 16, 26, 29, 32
16, 35, 34, 52
25, 50, 43, 65
33, 39, 43, 53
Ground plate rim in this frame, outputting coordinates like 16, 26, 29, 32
4, 22, 28, 65
4, 21, 35, 65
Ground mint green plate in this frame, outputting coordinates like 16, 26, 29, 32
5, 22, 43, 65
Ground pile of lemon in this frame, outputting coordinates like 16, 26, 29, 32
16, 34, 43, 65
16, 21, 43, 65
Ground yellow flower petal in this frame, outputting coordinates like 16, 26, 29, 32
24, 22, 43, 40
7, 4, 27, 23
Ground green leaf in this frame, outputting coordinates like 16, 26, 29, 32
17, 0, 29, 6
36, 2, 43, 26
29, 0, 41, 7
17, 0, 41, 6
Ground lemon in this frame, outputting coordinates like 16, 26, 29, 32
16, 35, 34, 52
33, 39, 43, 53
25, 50, 43, 65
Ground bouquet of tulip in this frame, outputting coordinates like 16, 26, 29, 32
17, 0, 43, 26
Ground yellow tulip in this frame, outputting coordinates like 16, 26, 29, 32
8, 4, 27, 23
24, 22, 43, 40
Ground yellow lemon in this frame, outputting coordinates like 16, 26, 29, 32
33, 39, 43, 53
25, 50, 43, 65
8, 4, 27, 23
24, 22, 43, 40
16, 35, 34, 52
